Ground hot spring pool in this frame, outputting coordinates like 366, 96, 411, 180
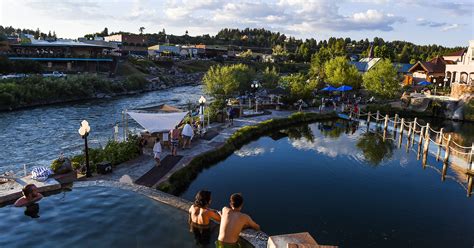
181, 120, 474, 247
0, 186, 216, 248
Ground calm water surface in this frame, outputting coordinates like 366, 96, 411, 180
0, 186, 201, 248
0, 85, 203, 174
182, 120, 474, 248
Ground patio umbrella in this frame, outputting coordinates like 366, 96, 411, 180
321, 86, 337, 92
418, 81, 431, 86
336, 85, 353, 91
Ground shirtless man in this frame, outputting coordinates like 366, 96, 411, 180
217, 193, 260, 248
14, 184, 43, 207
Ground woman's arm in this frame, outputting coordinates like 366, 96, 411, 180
207, 209, 221, 223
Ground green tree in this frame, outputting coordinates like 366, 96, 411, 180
309, 47, 332, 79
362, 59, 400, 98
261, 66, 279, 89
280, 73, 317, 102
239, 49, 253, 60
203, 64, 254, 102
324, 56, 362, 88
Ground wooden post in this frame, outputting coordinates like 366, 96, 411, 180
422, 128, 431, 166
469, 143, 474, 171
384, 114, 389, 131
398, 118, 404, 148
417, 127, 424, 160
376, 110, 380, 122
406, 123, 412, 152
467, 176, 473, 197
411, 118, 417, 147
443, 134, 452, 164
441, 163, 448, 182
436, 128, 444, 161
367, 112, 371, 123
393, 114, 399, 130
425, 123, 430, 139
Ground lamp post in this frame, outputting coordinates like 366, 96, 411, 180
198, 95, 207, 128
433, 78, 437, 95
78, 120, 92, 178
251, 80, 260, 113
443, 77, 448, 88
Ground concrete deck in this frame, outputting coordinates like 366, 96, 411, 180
0, 176, 61, 205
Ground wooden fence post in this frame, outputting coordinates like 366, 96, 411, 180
469, 143, 474, 171
423, 127, 431, 160
393, 114, 399, 130
443, 134, 452, 164
406, 122, 412, 152
436, 128, 444, 161
367, 112, 371, 125
417, 127, 424, 160
384, 114, 389, 131
467, 175, 473, 197
376, 110, 380, 122
398, 118, 404, 148
122, 110, 125, 140
411, 118, 417, 147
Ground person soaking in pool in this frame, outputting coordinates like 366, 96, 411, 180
189, 190, 221, 246
216, 193, 260, 248
14, 184, 43, 207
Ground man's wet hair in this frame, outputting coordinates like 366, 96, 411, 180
230, 193, 243, 209
22, 184, 36, 197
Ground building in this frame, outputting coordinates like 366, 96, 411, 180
443, 49, 465, 63
104, 34, 148, 56
194, 44, 228, 58
408, 56, 448, 84
445, 40, 474, 85
7, 39, 114, 72
147, 45, 180, 57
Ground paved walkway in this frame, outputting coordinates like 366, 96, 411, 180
92, 110, 295, 187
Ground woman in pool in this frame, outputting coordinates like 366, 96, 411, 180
188, 190, 221, 246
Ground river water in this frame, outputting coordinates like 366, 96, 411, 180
0, 85, 203, 174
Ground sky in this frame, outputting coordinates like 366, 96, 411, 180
0, 0, 473, 47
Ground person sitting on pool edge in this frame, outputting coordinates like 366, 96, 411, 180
14, 184, 43, 207
189, 190, 221, 246
216, 193, 260, 248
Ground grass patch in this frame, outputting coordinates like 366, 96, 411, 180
176, 60, 219, 73
158, 112, 337, 195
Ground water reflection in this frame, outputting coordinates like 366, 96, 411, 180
356, 131, 395, 166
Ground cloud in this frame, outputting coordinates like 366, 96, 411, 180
416, 18, 465, 32
442, 24, 463, 31
24, 0, 112, 20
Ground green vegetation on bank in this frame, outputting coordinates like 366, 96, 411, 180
158, 112, 337, 195
0, 74, 149, 110
52, 136, 141, 173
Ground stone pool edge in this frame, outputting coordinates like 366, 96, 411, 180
74, 180, 267, 248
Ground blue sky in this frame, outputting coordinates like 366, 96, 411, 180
0, 0, 472, 47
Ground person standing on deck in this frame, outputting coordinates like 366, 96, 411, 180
216, 193, 260, 248
182, 121, 194, 149
169, 125, 180, 156
153, 137, 161, 166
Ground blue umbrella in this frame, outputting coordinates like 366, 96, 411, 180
321, 86, 337, 91
418, 81, 431, 86
336, 85, 353, 91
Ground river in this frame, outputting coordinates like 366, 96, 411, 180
0, 85, 203, 174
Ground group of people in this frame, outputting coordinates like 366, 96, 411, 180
189, 191, 260, 248
152, 120, 200, 166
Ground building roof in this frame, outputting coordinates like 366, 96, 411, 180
11, 40, 112, 49
409, 56, 446, 73
444, 49, 465, 57
393, 63, 414, 73
349, 61, 369, 72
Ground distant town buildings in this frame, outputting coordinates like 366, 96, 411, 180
104, 34, 148, 56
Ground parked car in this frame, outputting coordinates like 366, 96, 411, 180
1, 74, 28, 80
42, 71, 66, 78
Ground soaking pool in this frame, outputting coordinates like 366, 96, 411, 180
0, 186, 215, 248
182, 120, 474, 247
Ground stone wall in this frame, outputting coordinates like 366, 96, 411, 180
450, 83, 474, 99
